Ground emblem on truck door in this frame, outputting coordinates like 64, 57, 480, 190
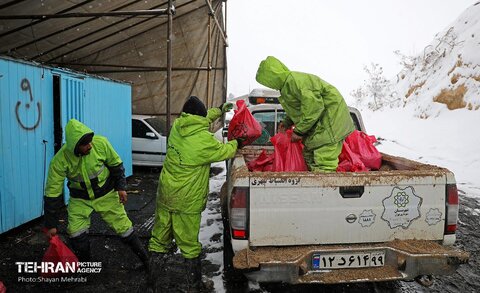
381, 186, 422, 229
359, 210, 376, 227
346, 214, 357, 223
425, 208, 442, 225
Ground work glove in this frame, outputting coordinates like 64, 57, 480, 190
291, 131, 303, 143
220, 102, 233, 114
236, 137, 246, 149
282, 117, 294, 129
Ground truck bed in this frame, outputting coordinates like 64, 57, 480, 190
230, 147, 455, 247
240, 146, 448, 173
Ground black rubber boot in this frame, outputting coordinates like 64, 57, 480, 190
122, 232, 149, 269
185, 257, 202, 293
69, 233, 91, 262
148, 252, 167, 293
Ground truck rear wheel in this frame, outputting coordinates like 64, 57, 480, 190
415, 275, 434, 287
223, 218, 246, 283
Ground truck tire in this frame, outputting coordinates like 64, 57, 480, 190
223, 218, 246, 283
415, 275, 434, 287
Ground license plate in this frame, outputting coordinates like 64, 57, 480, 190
312, 251, 385, 269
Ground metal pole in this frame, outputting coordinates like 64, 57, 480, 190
87, 68, 224, 73
0, 9, 169, 19
166, 0, 173, 137
223, 0, 228, 104
204, 0, 228, 47
50, 63, 225, 73
206, 16, 211, 108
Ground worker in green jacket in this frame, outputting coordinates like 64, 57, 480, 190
148, 96, 239, 291
256, 56, 355, 172
44, 119, 148, 268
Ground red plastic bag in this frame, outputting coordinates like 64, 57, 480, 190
345, 130, 382, 170
270, 131, 289, 171
42, 235, 78, 277
227, 100, 262, 147
247, 149, 274, 172
337, 141, 367, 172
284, 131, 308, 172
337, 130, 382, 172
270, 129, 307, 172
0, 281, 6, 293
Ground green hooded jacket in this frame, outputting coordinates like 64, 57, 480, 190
256, 56, 354, 150
45, 119, 125, 201
157, 108, 238, 214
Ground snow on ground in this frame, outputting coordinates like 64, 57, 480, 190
201, 161, 228, 292
202, 161, 263, 292
361, 106, 480, 199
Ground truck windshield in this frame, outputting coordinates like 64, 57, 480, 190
252, 110, 286, 145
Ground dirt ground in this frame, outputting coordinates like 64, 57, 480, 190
0, 166, 479, 293
0, 167, 222, 293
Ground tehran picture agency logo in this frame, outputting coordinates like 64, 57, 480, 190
15, 261, 102, 283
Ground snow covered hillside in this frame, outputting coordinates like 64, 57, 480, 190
392, 2, 480, 117
354, 2, 480, 200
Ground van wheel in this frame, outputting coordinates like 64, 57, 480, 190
415, 275, 434, 287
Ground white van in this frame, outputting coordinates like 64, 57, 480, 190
131, 115, 167, 167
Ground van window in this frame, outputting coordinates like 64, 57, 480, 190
145, 117, 167, 136
132, 119, 152, 138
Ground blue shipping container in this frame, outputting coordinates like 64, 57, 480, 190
0, 57, 132, 234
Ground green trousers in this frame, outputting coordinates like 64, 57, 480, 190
303, 141, 343, 172
67, 190, 133, 237
148, 207, 201, 259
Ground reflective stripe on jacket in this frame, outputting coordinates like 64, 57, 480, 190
45, 119, 125, 200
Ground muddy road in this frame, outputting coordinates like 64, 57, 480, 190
0, 166, 478, 292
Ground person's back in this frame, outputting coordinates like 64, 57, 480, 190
256, 56, 354, 171
282, 70, 354, 149
149, 96, 238, 291
158, 109, 231, 213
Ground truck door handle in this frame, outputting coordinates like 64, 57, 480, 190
339, 186, 364, 198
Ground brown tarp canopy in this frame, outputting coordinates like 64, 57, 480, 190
0, 0, 228, 124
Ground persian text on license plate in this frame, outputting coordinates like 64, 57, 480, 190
312, 251, 385, 269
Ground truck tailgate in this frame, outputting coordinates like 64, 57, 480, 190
248, 171, 448, 246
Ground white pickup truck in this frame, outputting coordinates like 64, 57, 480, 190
221, 90, 469, 286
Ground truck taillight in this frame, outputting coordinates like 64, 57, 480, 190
445, 184, 459, 234
230, 187, 248, 239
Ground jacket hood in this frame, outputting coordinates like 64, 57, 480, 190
255, 56, 291, 90
174, 113, 209, 137
65, 119, 94, 155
